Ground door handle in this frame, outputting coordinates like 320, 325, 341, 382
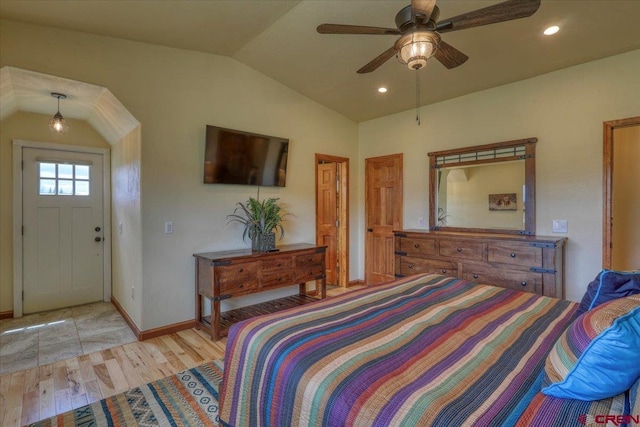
95, 226, 101, 232
95, 237, 102, 242
367, 228, 373, 232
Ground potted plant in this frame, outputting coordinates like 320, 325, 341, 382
437, 207, 450, 226
227, 197, 287, 252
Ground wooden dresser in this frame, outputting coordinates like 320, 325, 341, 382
394, 230, 566, 298
194, 243, 326, 340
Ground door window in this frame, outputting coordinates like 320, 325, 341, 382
38, 162, 90, 196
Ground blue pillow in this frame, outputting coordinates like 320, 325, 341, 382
543, 295, 640, 401
576, 269, 640, 315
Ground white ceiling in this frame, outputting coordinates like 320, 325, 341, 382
1, 0, 640, 122
0, 67, 139, 144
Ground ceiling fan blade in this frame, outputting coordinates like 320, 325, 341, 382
317, 24, 400, 35
357, 46, 397, 74
434, 40, 469, 69
437, 0, 541, 33
412, 0, 437, 23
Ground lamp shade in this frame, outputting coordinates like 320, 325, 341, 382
49, 112, 69, 134
395, 31, 440, 70
49, 92, 70, 134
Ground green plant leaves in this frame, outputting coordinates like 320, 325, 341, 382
226, 197, 287, 242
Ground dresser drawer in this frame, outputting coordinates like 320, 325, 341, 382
262, 271, 294, 289
439, 240, 484, 261
220, 276, 259, 296
295, 264, 326, 282
262, 256, 293, 271
487, 243, 542, 267
462, 263, 541, 294
398, 256, 457, 278
294, 253, 324, 268
399, 237, 437, 258
217, 262, 259, 284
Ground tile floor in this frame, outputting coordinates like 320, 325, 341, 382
0, 301, 137, 375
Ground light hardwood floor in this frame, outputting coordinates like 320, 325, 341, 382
0, 285, 361, 426
0, 328, 226, 426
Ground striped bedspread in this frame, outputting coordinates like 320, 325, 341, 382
219, 274, 627, 427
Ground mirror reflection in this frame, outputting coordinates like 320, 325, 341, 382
428, 138, 536, 235
437, 162, 525, 230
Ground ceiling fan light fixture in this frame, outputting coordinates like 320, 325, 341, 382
395, 31, 440, 70
48, 92, 70, 134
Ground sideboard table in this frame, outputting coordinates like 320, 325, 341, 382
194, 244, 326, 340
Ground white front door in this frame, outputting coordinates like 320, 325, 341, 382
22, 147, 105, 313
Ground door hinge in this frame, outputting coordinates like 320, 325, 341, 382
21, 226, 24, 235
22, 290, 24, 300
335, 220, 339, 227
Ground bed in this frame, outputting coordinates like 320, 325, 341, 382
219, 274, 630, 426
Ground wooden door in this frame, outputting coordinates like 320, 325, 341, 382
316, 162, 338, 285
603, 116, 640, 269
22, 147, 105, 313
316, 154, 349, 288
365, 154, 403, 284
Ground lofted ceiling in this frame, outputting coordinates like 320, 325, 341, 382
1, 0, 640, 123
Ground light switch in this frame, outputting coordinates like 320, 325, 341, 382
164, 221, 173, 234
552, 219, 568, 233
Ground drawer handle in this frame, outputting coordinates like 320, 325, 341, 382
408, 264, 414, 269
414, 243, 420, 248
277, 277, 282, 282
510, 253, 516, 258
520, 281, 527, 287
473, 274, 479, 279
238, 268, 244, 273
276, 262, 281, 267
238, 283, 244, 288
456, 248, 462, 252
441, 269, 447, 274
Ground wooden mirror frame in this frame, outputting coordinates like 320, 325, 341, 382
428, 137, 537, 235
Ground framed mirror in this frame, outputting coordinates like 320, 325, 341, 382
428, 138, 536, 235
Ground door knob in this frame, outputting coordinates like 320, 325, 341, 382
95, 226, 101, 232
95, 237, 102, 242
367, 228, 373, 232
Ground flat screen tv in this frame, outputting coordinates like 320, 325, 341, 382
203, 125, 289, 187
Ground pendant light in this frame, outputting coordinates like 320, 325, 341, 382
49, 92, 70, 134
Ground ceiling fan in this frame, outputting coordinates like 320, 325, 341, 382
317, 0, 541, 73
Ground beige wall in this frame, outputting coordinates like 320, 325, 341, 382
612, 125, 640, 270
111, 126, 143, 327
0, 19, 359, 329
0, 111, 110, 313
359, 49, 640, 302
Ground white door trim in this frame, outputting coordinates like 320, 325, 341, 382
12, 140, 111, 317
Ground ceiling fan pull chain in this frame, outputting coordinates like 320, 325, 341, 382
416, 70, 421, 126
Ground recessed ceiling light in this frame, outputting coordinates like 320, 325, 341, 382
377, 87, 388, 93
543, 25, 560, 36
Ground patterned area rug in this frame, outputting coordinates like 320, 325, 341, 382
29, 359, 224, 427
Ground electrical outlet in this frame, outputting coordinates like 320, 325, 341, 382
164, 221, 173, 234
418, 216, 424, 227
552, 219, 568, 233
